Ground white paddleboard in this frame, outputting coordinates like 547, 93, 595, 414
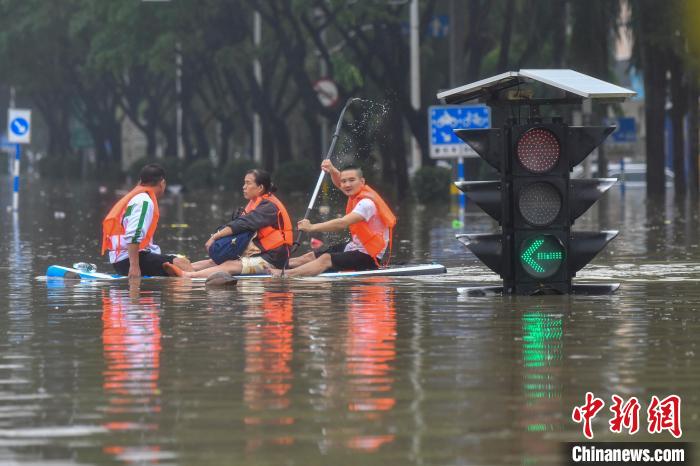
43, 263, 446, 281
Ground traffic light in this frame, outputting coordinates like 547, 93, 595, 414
455, 118, 618, 295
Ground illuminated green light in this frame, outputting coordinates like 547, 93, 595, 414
519, 235, 565, 278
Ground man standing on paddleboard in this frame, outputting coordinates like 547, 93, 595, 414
101, 163, 191, 278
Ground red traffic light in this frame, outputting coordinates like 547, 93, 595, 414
516, 128, 561, 173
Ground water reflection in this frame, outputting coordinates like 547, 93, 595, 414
519, 305, 564, 465
100, 281, 172, 463
343, 284, 397, 452
521, 307, 563, 431
243, 290, 295, 451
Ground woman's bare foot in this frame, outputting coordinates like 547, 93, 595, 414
173, 256, 195, 272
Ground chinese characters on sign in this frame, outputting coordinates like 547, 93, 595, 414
572, 393, 681, 439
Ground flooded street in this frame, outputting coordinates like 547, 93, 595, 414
1, 176, 699, 465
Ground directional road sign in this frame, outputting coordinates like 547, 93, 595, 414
8, 109, 32, 144
610, 117, 636, 143
429, 104, 490, 159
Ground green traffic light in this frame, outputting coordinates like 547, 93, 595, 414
519, 235, 565, 278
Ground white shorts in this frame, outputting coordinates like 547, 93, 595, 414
240, 256, 271, 275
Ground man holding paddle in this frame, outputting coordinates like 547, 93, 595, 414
270, 160, 395, 277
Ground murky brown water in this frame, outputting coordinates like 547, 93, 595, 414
1, 176, 699, 465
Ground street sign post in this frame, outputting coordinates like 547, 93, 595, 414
7, 108, 31, 211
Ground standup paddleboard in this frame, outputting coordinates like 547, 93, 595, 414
43, 263, 446, 281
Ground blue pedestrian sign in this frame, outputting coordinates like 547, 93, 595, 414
8, 109, 32, 144
429, 104, 490, 159
427, 15, 449, 38
611, 117, 636, 143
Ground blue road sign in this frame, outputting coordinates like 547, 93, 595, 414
611, 117, 636, 143
427, 15, 449, 38
8, 109, 32, 144
10, 117, 29, 136
429, 104, 491, 159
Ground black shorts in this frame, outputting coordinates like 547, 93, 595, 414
314, 242, 378, 271
113, 252, 177, 277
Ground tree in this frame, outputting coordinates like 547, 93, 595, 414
630, 0, 674, 201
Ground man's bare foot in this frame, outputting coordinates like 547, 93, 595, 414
163, 262, 187, 277
173, 256, 195, 272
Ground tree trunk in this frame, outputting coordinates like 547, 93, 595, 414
219, 118, 233, 167
688, 72, 699, 197
449, 0, 467, 85
388, 107, 409, 199
302, 106, 322, 161
464, 0, 490, 81
497, 0, 515, 72
643, 49, 667, 201
551, 0, 567, 68
669, 54, 687, 199
595, 105, 609, 178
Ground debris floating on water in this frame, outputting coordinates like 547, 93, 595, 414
205, 272, 238, 288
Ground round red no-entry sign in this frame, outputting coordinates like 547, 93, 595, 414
313, 78, 339, 108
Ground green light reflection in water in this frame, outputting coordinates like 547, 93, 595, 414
522, 310, 563, 436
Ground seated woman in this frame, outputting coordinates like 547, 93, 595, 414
164, 169, 293, 278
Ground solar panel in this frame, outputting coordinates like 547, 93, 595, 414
436, 69, 636, 103
436, 72, 521, 104
519, 69, 636, 99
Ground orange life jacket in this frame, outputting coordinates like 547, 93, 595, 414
101, 186, 160, 256
244, 193, 293, 251
346, 185, 396, 264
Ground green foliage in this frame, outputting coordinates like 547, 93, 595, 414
331, 56, 364, 89
183, 159, 215, 190
219, 158, 259, 189
411, 166, 452, 204
274, 160, 318, 194
129, 156, 184, 185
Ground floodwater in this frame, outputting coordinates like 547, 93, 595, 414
1, 175, 699, 465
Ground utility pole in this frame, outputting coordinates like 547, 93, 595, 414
175, 42, 184, 160
410, 0, 421, 174
253, 11, 263, 165
319, 23, 329, 154
448, 0, 464, 88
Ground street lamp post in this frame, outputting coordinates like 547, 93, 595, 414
253, 11, 263, 165
410, 0, 421, 174
175, 41, 184, 160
